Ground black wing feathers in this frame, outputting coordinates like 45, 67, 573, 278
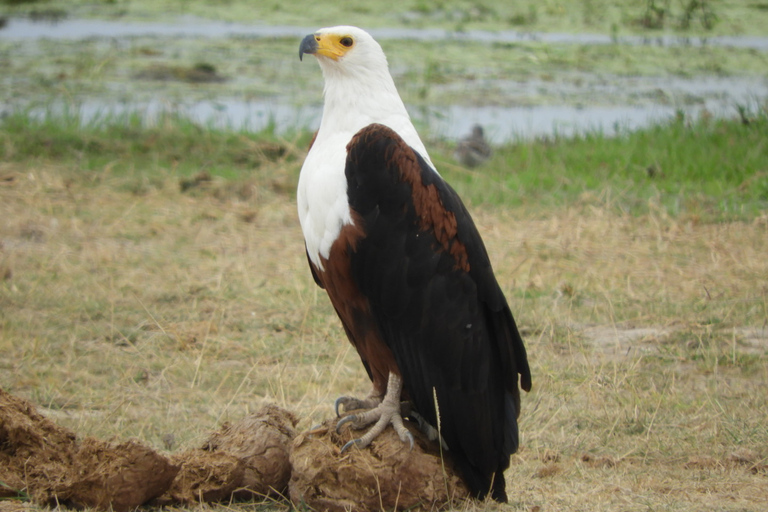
343, 124, 530, 501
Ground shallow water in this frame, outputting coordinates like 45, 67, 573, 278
34, 95, 746, 144
25, 81, 768, 143
43, 72, 766, 142
4, 17, 768, 142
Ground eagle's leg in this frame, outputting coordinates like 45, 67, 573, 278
336, 372, 414, 452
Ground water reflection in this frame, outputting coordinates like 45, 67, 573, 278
32, 97, 731, 143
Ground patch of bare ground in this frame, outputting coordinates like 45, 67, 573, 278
580, 324, 768, 360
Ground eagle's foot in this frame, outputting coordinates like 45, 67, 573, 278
336, 373, 414, 452
334, 395, 381, 417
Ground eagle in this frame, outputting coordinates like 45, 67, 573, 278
297, 26, 531, 502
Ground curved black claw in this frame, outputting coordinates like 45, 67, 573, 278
402, 429, 415, 450
335, 413, 357, 433
340, 438, 365, 453
335, 396, 381, 417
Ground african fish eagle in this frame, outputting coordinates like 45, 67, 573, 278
297, 26, 531, 502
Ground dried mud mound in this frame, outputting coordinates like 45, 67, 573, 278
2, 387, 467, 512
159, 404, 298, 504
0, 389, 178, 511
0, 389, 297, 510
289, 418, 470, 512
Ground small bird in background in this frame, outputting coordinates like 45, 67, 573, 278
454, 124, 492, 168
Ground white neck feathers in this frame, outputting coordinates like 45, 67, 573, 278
297, 28, 434, 269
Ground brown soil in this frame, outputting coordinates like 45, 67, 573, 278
0, 388, 178, 511
289, 418, 470, 512
0, 389, 299, 510
158, 404, 298, 504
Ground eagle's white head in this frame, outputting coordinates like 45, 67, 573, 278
297, 26, 434, 268
299, 25, 388, 80
298, 26, 431, 161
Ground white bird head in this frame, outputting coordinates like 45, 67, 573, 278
297, 25, 432, 166
299, 25, 389, 79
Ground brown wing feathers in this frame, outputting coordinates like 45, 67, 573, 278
316, 123, 531, 501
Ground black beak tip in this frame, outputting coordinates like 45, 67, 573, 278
299, 33, 318, 61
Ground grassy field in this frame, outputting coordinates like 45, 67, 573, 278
1, 106, 767, 510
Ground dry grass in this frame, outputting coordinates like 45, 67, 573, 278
1, 160, 767, 511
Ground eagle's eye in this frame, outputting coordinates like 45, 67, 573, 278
340, 36, 354, 47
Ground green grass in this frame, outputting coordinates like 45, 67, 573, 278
0, 109, 311, 179
3, 104, 767, 221
439, 105, 768, 219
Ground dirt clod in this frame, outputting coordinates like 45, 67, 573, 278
158, 404, 299, 504
203, 404, 298, 498
161, 450, 246, 504
0, 388, 178, 511
64, 438, 179, 512
289, 418, 470, 512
